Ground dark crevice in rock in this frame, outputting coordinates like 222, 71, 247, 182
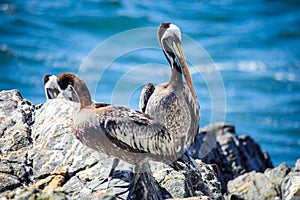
158, 186, 172, 199
23, 152, 34, 185
63, 160, 99, 186
35, 172, 53, 180
26, 126, 33, 145
0, 178, 21, 193
183, 173, 196, 197
229, 194, 245, 200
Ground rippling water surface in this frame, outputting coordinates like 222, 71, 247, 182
1, 0, 299, 166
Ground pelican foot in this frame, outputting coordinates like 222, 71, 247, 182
89, 177, 109, 192
90, 170, 134, 199
111, 170, 134, 199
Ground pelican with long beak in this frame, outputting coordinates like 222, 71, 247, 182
139, 23, 200, 152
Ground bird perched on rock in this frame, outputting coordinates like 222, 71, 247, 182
56, 72, 182, 198
139, 23, 200, 154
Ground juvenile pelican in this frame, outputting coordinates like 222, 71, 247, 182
44, 74, 60, 100
56, 73, 180, 166
139, 23, 200, 153
43, 74, 79, 102
57, 73, 183, 198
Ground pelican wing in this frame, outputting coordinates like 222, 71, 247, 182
102, 109, 176, 157
139, 83, 155, 112
183, 84, 200, 146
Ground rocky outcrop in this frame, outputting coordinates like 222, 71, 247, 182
0, 90, 34, 194
0, 90, 222, 200
189, 122, 273, 192
0, 89, 299, 200
227, 160, 300, 200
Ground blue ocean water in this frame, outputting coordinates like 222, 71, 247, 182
0, 0, 299, 167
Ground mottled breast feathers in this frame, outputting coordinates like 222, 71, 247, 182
139, 81, 200, 148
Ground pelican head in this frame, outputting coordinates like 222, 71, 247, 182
158, 23, 197, 99
44, 74, 60, 100
56, 73, 76, 90
57, 73, 92, 107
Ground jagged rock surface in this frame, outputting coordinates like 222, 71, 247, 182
281, 158, 300, 200
0, 89, 298, 200
227, 160, 300, 200
189, 122, 273, 192
0, 90, 34, 194
0, 90, 222, 199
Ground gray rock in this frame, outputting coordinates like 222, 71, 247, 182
227, 171, 280, 199
0, 89, 290, 200
264, 162, 291, 189
155, 167, 191, 198
227, 160, 300, 200
0, 90, 34, 193
281, 159, 300, 200
189, 122, 273, 193
0, 172, 20, 192
0, 90, 223, 199
29, 98, 99, 178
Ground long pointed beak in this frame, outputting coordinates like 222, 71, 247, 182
46, 88, 60, 99
171, 40, 197, 100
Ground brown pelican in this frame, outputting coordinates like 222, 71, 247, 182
139, 23, 200, 153
43, 74, 79, 102
56, 73, 181, 197
56, 72, 179, 164
44, 74, 60, 100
